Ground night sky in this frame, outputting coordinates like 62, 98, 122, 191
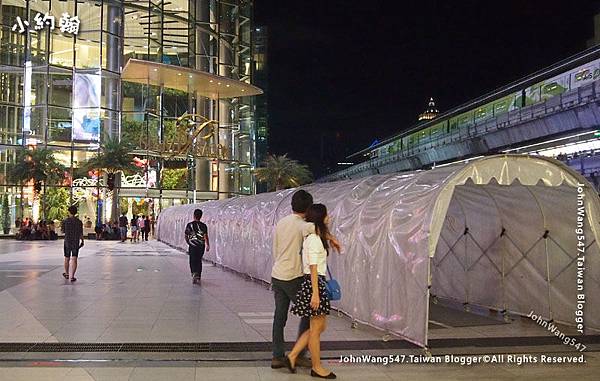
254, 1, 598, 177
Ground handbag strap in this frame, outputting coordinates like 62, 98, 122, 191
327, 266, 333, 280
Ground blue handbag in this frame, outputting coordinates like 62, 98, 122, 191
325, 267, 342, 301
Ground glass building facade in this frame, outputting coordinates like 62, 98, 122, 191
253, 25, 268, 192
0, 0, 259, 228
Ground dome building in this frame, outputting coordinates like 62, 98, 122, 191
418, 97, 439, 121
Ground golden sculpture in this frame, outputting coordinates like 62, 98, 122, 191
132, 113, 229, 160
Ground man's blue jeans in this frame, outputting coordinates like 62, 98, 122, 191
272, 277, 310, 358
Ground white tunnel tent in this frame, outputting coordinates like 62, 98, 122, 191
156, 155, 600, 348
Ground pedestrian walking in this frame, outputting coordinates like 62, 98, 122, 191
62, 206, 84, 282
270, 190, 314, 370
118, 212, 128, 242
144, 215, 151, 241
286, 204, 339, 379
184, 209, 210, 284
150, 215, 155, 237
130, 215, 138, 242
138, 215, 145, 241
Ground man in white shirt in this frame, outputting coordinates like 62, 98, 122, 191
271, 190, 314, 369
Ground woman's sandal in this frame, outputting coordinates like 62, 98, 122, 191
311, 369, 337, 379
70, 277, 77, 282
62, 273, 69, 279
284, 356, 296, 374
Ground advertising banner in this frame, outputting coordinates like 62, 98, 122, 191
72, 73, 100, 141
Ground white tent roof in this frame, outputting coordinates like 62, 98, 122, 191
157, 155, 600, 347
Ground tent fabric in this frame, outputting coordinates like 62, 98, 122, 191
156, 155, 600, 347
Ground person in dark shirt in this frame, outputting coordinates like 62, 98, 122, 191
184, 209, 210, 284
130, 215, 138, 242
118, 212, 128, 242
62, 205, 84, 282
144, 215, 151, 241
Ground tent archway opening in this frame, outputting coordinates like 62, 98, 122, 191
430, 180, 600, 336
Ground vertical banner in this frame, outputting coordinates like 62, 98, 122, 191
23, 61, 32, 139
72, 73, 101, 141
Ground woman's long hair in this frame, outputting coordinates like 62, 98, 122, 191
305, 204, 329, 252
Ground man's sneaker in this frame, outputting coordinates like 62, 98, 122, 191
271, 357, 286, 369
296, 355, 312, 368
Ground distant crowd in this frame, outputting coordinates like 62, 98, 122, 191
15, 218, 59, 240
117, 214, 154, 242
13, 214, 155, 241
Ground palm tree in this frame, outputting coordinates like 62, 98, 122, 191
255, 154, 312, 191
9, 147, 67, 220
86, 136, 137, 191
85, 136, 138, 220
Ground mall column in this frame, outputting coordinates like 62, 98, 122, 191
106, 3, 123, 222
192, 0, 212, 193
217, 3, 234, 200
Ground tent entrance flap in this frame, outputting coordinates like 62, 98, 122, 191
431, 181, 600, 332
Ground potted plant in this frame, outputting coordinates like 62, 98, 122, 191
2, 194, 11, 235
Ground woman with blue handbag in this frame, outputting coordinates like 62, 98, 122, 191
286, 204, 339, 379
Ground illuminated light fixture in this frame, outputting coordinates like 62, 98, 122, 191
502, 131, 597, 153
217, 82, 221, 85
177, 73, 181, 76
241, 89, 245, 92
209, 80, 213, 83
433, 156, 484, 168
189, 74, 192, 78
153, 68, 158, 72
226, 84, 230, 87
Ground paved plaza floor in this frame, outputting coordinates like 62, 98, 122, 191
0, 239, 598, 380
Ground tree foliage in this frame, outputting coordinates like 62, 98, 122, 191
85, 136, 138, 191
1, 194, 10, 232
85, 136, 137, 174
254, 154, 312, 191
161, 168, 187, 190
43, 187, 70, 222
9, 147, 66, 193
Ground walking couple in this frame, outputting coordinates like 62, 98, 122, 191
271, 190, 341, 379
